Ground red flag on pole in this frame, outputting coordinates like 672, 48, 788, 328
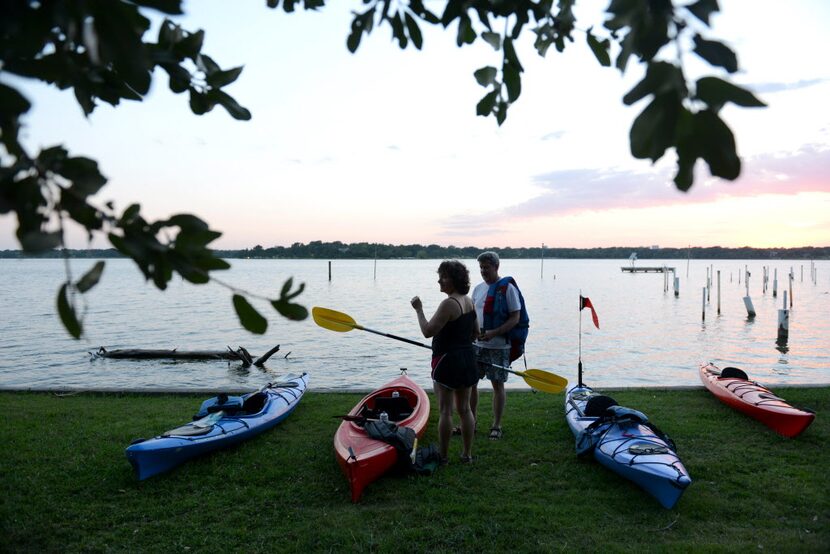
580, 295, 600, 329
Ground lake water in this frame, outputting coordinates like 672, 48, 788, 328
1, 258, 828, 391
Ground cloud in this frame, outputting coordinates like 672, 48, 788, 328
440, 144, 830, 233
541, 130, 566, 141
744, 78, 827, 94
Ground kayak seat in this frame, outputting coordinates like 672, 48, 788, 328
195, 393, 245, 419
240, 392, 268, 415
373, 396, 413, 422
721, 367, 748, 380
584, 395, 618, 417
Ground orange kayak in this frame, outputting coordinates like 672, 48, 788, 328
334, 373, 429, 502
699, 363, 815, 438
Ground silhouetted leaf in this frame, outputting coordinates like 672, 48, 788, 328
233, 294, 268, 334
495, 100, 508, 125
623, 61, 685, 105
456, 17, 476, 46
271, 299, 308, 321
693, 35, 738, 73
476, 90, 499, 116
76, 261, 106, 293
482, 31, 501, 51
696, 110, 740, 180
206, 66, 243, 88
586, 29, 611, 67
279, 278, 305, 301
189, 88, 209, 114
696, 77, 766, 112
133, 1, 184, 15
503, 63, 521, 102
404, 13, 423, 49
0, 83, 31, 115
175, 30, 204, 60
61, 157, 108, 196
629, 94, 680, 161
167, 213, 209, 231
502, 38, 524, 72
57, 283, 82, 339
18, 230, 62, 252
474, 66, 498, 87
208, 90, 252, 120
687, 0, 719, 26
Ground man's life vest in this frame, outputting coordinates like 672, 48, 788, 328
482, 276, 530, 362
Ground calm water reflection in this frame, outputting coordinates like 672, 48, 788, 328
1, 258, 828, 390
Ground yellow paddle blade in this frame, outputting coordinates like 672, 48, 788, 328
517, 368, 567, 394
312, 306, 361, 333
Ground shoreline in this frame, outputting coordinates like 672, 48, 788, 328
3, 383, 829, 395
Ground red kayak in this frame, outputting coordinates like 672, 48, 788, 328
699, 363, 816, 438
334, 372, 430, 502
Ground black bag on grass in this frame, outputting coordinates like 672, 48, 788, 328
364, 420, 441, 476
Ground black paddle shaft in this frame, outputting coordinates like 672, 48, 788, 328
362, 326, 431, 349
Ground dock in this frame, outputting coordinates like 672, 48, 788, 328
621, 266, 676, 273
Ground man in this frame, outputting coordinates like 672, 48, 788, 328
469, 251, 525, 440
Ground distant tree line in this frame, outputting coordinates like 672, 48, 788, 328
2, 242, 828, 260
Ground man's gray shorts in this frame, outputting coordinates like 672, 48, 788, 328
475, 346, 510, 383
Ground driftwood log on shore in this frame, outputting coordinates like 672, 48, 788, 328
90, 345, 284, 368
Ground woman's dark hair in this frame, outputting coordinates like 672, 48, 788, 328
437, 260, 470, 294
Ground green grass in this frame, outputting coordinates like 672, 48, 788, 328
1, 387, 828, 552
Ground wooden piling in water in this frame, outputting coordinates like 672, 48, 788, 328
778, 291, 789, 344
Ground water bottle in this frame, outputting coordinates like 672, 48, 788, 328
379, 411, 389, 423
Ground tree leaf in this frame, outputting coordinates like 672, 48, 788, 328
502, 38, 524, 73
57, 283, 82, 339
696, 76, 766, 112
233, 294, 268, 334
696, 109, 740, 180
175, 30, 205, 60
476, 90, 499, 116
76, 261, 106, 293
208, 90, 252, 121
0, 83, 31, 116
586, 29, 611, 67
495, 100, 508, 126
60, 157, 108, 196
279, 278, 305, 301
271, 298, 309, 321
686, 0, 719, 26
189, 88, 210, 114
404, 13, 423, 49
693, 35, 738, 73
623, 61, 686, 106
167, 213, 209, 231
18, 230, 62, 252
482, 31, 501, 51
629, 93, 680, 161
456, 17, 476, 47
132, 1, 184, 16
206, 66, 244, 88
474, 66, 498, 87
503, 63, 521, 103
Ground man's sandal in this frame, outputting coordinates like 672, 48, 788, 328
488, 427, 503, 440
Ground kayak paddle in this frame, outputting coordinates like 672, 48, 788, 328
312, 306, 567, 394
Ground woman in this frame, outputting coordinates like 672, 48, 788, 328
411, 260, 479, 464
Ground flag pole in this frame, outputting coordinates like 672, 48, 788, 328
578, 291, 583, 387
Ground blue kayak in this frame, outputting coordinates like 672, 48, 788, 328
126, 373, 308, 480
565, 384, 691, 509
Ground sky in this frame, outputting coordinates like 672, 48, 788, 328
2, 0, 830, 250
